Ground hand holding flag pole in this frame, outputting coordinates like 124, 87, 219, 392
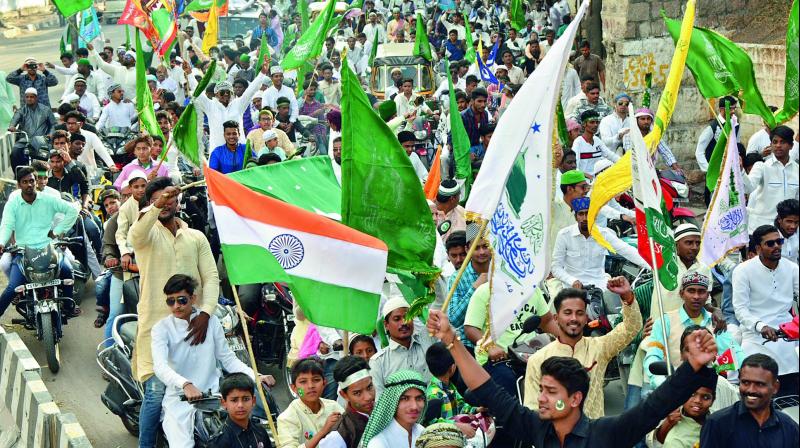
439, 219, 488, 313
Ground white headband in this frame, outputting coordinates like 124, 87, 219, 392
338, 369, 371, 392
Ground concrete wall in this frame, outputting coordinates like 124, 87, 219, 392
601, 0, 794, 171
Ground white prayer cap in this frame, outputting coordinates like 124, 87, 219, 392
63, 93, 80, 103
122, 170, 147, 189
270, 65, 284, 75
593, 159, 614, 177
24, 87, 38, 96
124, 50, 136, 59
262, 129, 278, 142
382, 295, 410, 318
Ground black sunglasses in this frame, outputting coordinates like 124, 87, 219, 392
166, 296, 190, 307
763, 238, 785, 248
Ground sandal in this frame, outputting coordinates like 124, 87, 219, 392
94, 306, 109, 328
66, 306, 82, 318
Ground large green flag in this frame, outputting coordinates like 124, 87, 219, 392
52, 0, 92, 17
463, 13, 476, 64
413, 13, 432, 61
340, 62, 438, 275
172, 59, 217, 166
775, 0, 799, 124
706, 106, 732, 191
509, 0, 526, 31
135, 30, 164, 143
446, 61, 472, 195
229, 156, 341, 217
281, 0, 337, 70
664, 13, 775, 128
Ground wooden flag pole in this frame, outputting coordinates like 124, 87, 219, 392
440, 218, 488, 313
647, 237, 673, 375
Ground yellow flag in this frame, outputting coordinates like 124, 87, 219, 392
202, 0, 219, 56
588, 0, 696, 250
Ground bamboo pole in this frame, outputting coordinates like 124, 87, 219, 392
440, 218, 488, 313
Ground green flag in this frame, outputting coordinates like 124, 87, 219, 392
663, 13, 775, 128
172, 59, 217, 166
556, 100, 569, 147
281, 0, 337, 70
446, 61, 472, 195
509, 0, 525, 31
59, 24, 71, 54
52, 0, 92, 17
256, 30, 271, 71
368, 29, 379, 66
642, 72, 653, 108
463, 13, 476, 64
184, 0, 226, 12
705, 105, 732, 191
299, 0, 310, 31
229, 156, 341, 217
135, 30, 164, 143
242, 139, 253, 170
124, 25, 131, 51
413, 13, 432, 61
775, 0, 799, 124
340, 61, 438, 275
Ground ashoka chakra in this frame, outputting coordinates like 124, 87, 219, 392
268, 234, 304, 269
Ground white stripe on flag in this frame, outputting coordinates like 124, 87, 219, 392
212, 204, 387, 294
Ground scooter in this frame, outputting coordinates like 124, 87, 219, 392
8, 237, 83, 373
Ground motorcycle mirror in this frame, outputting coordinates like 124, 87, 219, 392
511, 315, 542, 348
649, 361, 669, 376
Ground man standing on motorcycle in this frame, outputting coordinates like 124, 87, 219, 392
96, 84, 138, 135
62, 110, 117, 179
129, 178, 220, 448
0, 166, 79, 317
523, 277, 643, 419
7, 88, 57, 170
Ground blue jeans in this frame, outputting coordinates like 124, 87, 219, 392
95, 269, 111, 308
0, 254, 74, 317
103, 276, 124, 345
139, 375, 166, 448
322, 358, 338, 400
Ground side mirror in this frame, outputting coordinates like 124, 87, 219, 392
649, 361, 669, 376
522, 315, 542, 334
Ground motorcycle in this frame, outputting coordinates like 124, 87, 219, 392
249, 282, 295, 388
179, 173, 209, 233
659, 169, 697, 227
7, 237, 83, 373
12, 130, 50, 168
99, 126, 136, 167
506, 316, 551, 404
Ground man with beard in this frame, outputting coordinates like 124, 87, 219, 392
97, 84, 137, 134
129, 178, 219, 448
370, 296, 437, 398
624, 108, 682, 174
87, 43, 137, 101
732, 225, 799, 397
8, 87, 57, 169
551, 197, 648, 293
427, 310, 720, 448
524, 277, 642, 419
700, 354, 799, 447
319, 356, 376, 447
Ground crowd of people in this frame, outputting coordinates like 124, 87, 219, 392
1, 0, 799, 447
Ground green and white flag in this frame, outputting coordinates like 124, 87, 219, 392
281, 0, 337, 70
775, 0, 799, 124
135, 30, 164, 142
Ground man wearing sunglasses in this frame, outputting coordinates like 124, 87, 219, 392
152, 274, 275, 448
732, 225, 799, 396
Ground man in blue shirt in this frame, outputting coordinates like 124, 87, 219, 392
444, 29, 465, 61
0, 166, 79, 317
209, 121, 247, 174
252, 12, 279, 49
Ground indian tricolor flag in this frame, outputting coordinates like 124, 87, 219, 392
206, 166, 388, 334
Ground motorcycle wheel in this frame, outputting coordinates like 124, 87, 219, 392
40, 312, 61, 374
73, 278, 85, 301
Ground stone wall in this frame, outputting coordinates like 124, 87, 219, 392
601, 0, 794, 172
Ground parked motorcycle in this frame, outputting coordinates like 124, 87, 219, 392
250, 282, 295, 387
179, 173, 209, 233
8, 237, 83, 373
12, 130, 50, 168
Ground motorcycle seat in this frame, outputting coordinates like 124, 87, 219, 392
119, 321, 138, 349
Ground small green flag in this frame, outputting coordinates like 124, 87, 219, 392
256, 30, 271, 71
135, 30, 164, 144
706, 105, 732, 191
446, 61, 472, 196
52, 0, 92, 18
242, 139, 253, 170
463, 13, 476, 64
368, 29, 379, 67
664, 12, 775, 128
642, 72, 653, 108
124, 25, 131, 51
413, 13, 432, 61
509, 0, 526, 31
556, 99, 569, 147
173, 59, 217, 166
775, 0, 799, 124
281, 0, 337, 70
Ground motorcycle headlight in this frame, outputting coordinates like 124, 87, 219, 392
29, 271, 54, 283
414, 131, 427, 140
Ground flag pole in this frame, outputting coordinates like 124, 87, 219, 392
647, 237, 673, 375
440, 218, 488, 313
342, 330, 350, 355
230, 284, 280, 438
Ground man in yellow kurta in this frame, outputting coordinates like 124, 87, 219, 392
129, 177, 219, 447
246, 109, 296, 158
523, 277, 642, 419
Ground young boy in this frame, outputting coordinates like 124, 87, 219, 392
424, 342, 479, 438
348, 334, 377, 363
277, 358, 344, 448
318, 356, 376, 447
210, 373, 273, 448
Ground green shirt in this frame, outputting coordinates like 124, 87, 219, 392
463, 283, 550, 365
662, 415, 702, 448
0, 192, 79, 248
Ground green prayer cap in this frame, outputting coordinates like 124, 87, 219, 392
77, 58, 91, 66
560, 169, 586, 186
377, 100, 396, 122
240, 54, 250, 63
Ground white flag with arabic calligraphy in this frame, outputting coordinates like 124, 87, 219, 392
699, 122, 749, 266
485, 0, 589, 340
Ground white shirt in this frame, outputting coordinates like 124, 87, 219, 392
89, 49, 137, 101
694, 116, 737, 172
366, 419, 424, 448
503, 64, 526, 85
409, 152, 428, 183
561, 67, 581, 109
76, 129, 115, 178
167, 66, 187, 103
743, 156, 800, 231
746, 128, 771, 155
77, 91, 102, 122
97, 100, 137, 131
782, 231, 799, 264
732, 257, 799, 374
363, 23, 388, 45
63, 71, 110, 103
261, 83, 299, 123
551, 224, 649, 290
571, 135, 620, 176
563, 91, 586, 119
598, 112, 629, 151
190, 72, 267, 150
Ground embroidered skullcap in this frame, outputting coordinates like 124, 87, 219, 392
634, 108, 654, 118
416, 422, 467, 448
681, 271, 710, 290
674, 223, 701, 241
571, 197, 591, 212
214, 81, 233, 93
